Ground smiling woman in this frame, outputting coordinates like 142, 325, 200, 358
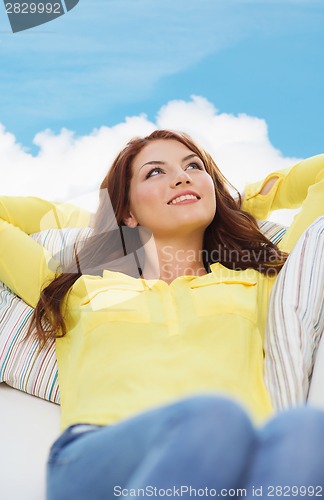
0, 130, 323, 500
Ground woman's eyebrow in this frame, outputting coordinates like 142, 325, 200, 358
140, 154, 198, 170
140, 160, 165, 170
182, 153, 198, 162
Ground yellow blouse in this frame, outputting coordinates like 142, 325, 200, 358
0, 218, 274, 426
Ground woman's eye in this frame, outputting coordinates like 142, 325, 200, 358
145, 167, 164, 179
186, 162, 203, 171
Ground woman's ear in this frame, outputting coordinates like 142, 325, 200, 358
123, 212, 138, 228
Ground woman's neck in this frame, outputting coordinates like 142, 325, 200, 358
141, 234, 208, 284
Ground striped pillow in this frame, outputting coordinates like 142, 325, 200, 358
0, 227, 92, 404
0, 221, 286, 404
258, 220, 287, 245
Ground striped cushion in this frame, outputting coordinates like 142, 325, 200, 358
0, 227, 92, 404
258, 220, 287, 245
0, 222, 286, 404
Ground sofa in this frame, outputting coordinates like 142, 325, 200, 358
1, 223, 324, 500
1, 343, 324, 500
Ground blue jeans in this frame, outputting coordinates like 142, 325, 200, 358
47, 395, 324, 499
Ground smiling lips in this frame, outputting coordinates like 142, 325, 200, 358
167, 192, 200, 205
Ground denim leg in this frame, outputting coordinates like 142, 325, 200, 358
124, 395, 257, 495
244, 406, 324, 499
47, 394, 257, 500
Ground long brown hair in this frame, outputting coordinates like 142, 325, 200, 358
29, 130, 288, 343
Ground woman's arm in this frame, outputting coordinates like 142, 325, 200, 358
242, 154, 324, 251
0, 218, 58, 307
0, 196, 91, 234
0, 196, 89, 305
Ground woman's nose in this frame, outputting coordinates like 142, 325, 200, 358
171, 169, 192, 187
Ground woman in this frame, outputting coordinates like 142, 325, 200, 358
0, 130, 324, 499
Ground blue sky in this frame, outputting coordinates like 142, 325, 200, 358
0, 0, 323, 160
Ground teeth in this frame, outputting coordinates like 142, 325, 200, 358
169, 194, 198, 205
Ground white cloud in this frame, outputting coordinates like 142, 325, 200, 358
0, 97, 301, 224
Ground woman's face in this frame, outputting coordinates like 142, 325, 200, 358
125, 139, 216, 239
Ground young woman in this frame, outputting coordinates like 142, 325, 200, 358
0, 130, 323, 499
